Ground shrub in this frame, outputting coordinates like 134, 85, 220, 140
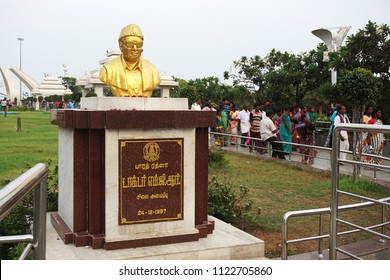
0, 164, 34, 259
0, 160, 59, 259
85, 92, 97, 97
208, 148, 228, 169
7, 106, 34, 112
208, 177, 252, 224
46, 160, 58, 212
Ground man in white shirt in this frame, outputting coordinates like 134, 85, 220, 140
333, 105, 350, 160
1, 98, 7, 111
190, 98, 202, 111
260, 110, 286, 159
238, 104, 251, 147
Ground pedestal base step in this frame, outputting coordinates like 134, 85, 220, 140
46, 214, 264, 260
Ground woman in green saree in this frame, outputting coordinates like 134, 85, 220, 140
280, 107, 293, 153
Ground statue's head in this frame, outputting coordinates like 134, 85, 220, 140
118, 24, 144, 63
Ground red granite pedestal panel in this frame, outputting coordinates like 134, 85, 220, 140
51, 110, 215, 249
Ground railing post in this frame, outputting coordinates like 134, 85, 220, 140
352, 131, 359, 183
330, 127, 341, 260
380, 204, 386, 243
318, 214, 324, 259
33, 179, 47, 260
281, 215, 288, 260
268, 141, 272, 157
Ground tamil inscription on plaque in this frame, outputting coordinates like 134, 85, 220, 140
119, 138, 184, 225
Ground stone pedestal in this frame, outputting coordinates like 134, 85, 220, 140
51, 97, 215, 250
80, 96, 188, 111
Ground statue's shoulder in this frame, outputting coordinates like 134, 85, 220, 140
103, 56, 123, 70
140, 58, 158, 72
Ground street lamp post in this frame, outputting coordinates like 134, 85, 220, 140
312, 26, 351, 260
17, 37, 24, 105
311, 26, 351, 85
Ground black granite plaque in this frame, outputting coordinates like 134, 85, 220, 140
119, 138, 184, 225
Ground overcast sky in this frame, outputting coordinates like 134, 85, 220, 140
0, 0, 389, 92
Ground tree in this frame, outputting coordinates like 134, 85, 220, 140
170, 77, 251, 108
225, 47, 332, 109
303, 82, 338, 114
340, 21, 390, 81
61, 77, 82, 102
338, 21, 390, 123
85, 89, 97, 98
179, 85, 198, 108
339, 67, 381, 123
224, 85, 251, 108
223, 21, 389, 118
224, 50, 293, 100
63, 94, 71, 103
188, 76, 226, 102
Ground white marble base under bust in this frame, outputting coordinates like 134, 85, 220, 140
80, 97, 189, 111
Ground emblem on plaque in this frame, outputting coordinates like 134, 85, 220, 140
143, 142, 160, 162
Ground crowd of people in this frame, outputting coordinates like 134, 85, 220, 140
29, 100, 78, 110
0, 97, 78, 111
0, 98, 16, 110
191, 98, 386, 166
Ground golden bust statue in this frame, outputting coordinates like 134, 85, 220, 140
99, 24, 160, 97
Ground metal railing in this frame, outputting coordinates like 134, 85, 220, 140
0, 163, 48, 260
209, 131, 390, 180
281, 197, 390, 260
330, 123, 390, 260
210, 125, 390, 260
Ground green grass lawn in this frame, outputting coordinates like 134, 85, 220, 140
0, 111, 58, 186
210, 153, 332, 229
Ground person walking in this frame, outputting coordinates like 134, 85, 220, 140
1, 98, 7, 111
238, 104, 251, 147
307, 106, 318, 165
365, 108, 385, 165
295, 105, 311, 164
215, 109, 225, 146
229, 104, 240, 145
260, 110, 286, 159
280, 107, 293, 153
360, 106, 374, 162
191, 98, 202, 111
221, 105, 229, 145
333, 105, 350, 161
249, 103, 263, 153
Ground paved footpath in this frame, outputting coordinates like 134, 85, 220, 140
218, 143, 390, 184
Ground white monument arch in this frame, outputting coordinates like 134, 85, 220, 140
0, 66, 71, 102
